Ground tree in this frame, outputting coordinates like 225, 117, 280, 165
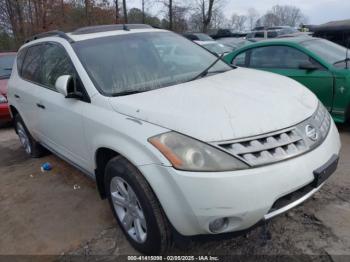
122, 0, 127, 23
202, 0, 214, 33
230, 14, 247, 31
189, 0, 222, 32
141, 0, 145, 23
159, 0, 175, 30
257, 5, 308, 27
169, 0, 173, 30
85, 0, 91, 25
247, 8, 258, 30
114, 0, 119, 23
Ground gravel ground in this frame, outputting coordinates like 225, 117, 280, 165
0, 124, 349, 261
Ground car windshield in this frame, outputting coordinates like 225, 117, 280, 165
301, 39, 348, 68
73, 32, 232, 96
0, 54, 16, 79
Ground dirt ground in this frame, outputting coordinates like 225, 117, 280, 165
0, 124, 350, 260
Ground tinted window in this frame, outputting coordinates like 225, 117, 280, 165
40, 44, 77, 90
233, 52, 247, 66
16, 49, 27, 76
0, 54, 16, 79
301, 39, 347, 67
250, 46, 311, 69
21, 45, 42, 82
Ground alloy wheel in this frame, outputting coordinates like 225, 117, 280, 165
110, 176, 147, 243
16, 122, 31, 154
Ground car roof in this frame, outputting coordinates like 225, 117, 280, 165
22, 25, 169, 47
237, 36, 321, 49
66, 28, 167, 42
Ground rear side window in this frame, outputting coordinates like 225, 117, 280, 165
21, 45, 42, 82
233, 52, 247, 67
16, 49, 27, 76
250, 46, 311, 69
40, 43, 77, 90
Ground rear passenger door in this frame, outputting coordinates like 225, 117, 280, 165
235, 45, 334, 110
34, 43, 90, 169
16, 45, 42, 138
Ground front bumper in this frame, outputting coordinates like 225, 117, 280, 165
139, 121, 341, 236
0, 103, 11, 122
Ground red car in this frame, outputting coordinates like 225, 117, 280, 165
0, 52, 16, 125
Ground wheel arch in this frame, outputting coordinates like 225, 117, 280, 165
9, 105, 19, 118
94, 147, 120, 199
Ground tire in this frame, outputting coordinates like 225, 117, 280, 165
346, 105, 350, 124
14, 114, 46, 158
105, 156, 172, 254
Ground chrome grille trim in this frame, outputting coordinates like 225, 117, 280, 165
214, 103, 331, 167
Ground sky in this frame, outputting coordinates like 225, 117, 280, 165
126, 0, 350, 25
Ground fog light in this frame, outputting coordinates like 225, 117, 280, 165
209, 217, 229, 233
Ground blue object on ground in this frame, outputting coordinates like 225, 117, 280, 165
41, 162, 52, 172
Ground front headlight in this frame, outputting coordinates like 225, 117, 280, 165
0, 95, 7, 104
148, 132, 248, 172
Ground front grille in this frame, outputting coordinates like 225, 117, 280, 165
219, 128, 307, 166
215, 103, 331, 167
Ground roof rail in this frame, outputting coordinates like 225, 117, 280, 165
71, 24, 153, 35
25, 30, 74, 44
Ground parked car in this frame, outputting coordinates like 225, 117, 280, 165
0, 52, 16, 125
224, 37, 350, 123
246, 26, 309, 41
312, 19, 350, 47
209, 29, 247, 39
216, 37, 254, 50
183, 32, 214, 41
196, 40, 232, 56
8, 25, 340, 254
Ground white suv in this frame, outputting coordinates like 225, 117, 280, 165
8, 24, 341, 254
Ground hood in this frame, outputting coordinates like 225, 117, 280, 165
0, 79, 8, 96
109, 68, 318, 142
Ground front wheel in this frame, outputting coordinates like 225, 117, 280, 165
105, 156, 172, 254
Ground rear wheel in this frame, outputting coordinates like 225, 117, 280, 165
105, 156, 171, 254
346, 105, 350, 124
14, 114, 46, 158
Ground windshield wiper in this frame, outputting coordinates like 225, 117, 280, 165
189, 54, 225, 82
333, 58, 350, 66
112, 90, 146, 97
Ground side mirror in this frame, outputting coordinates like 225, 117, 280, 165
299, 62, 319, 71
55, 75, 83, 99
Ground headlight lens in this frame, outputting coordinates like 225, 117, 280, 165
0, 95, 7, 104
149, 132, 248, 171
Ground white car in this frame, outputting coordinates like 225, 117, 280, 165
8, 24, 341, 254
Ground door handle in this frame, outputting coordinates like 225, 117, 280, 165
14, 94, 20, 99
36, 103, 45, 109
